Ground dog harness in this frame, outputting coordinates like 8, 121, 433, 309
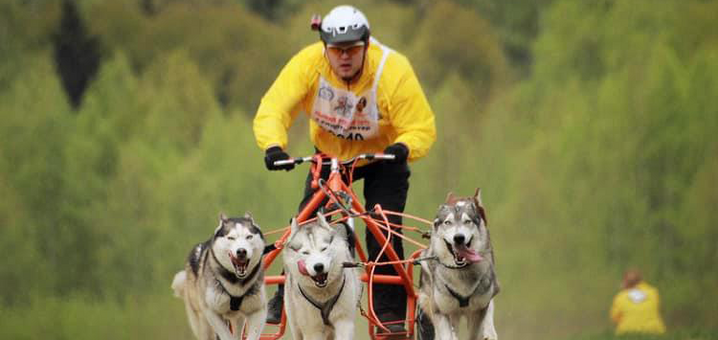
443, 272, 494, 308
298, 275, 347, 326
445, 284, 473, 308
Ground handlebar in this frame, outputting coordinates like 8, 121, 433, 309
273, 153, 395, 167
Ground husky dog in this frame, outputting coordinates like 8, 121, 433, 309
172, 213, 267, 340
283, 213, 362, 340
418, 189, 500, 340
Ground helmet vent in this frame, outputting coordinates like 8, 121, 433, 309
318, 5, 370, 43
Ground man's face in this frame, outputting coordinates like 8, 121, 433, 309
325, 41, 366, 81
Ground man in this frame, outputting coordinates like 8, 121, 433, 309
610, 269, 667, 335
253, 5, 436, 334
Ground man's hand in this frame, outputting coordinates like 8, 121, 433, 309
264, 146, 295, 171
383, 143, 409, 164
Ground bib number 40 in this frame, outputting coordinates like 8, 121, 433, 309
329, 130, 364, 141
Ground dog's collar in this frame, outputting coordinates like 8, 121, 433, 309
440, 261, 469, 270
298, 275, 346, 326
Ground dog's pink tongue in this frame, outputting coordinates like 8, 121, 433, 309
297, 260, 310, 276
456, 245, 483, 263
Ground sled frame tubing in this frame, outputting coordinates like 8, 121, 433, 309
259, 154, 419, 340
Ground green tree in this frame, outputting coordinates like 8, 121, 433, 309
53, 0, 101, 109
0, 53, 73, 295
410, 1, 508, 103
138, 49, 218, 153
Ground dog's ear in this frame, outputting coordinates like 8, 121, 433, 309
333, 220, 356, 257
214, 213, 227, 238
243, 211, 263, 238
473, 188, 483, 207
283, 217, 300, 247
290, 217, 299, 236
445, 192, 456, 204
244, 211, 254, 221
316, 212, 333, 232
473, 188, 488, 226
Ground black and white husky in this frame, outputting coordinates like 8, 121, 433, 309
172, 213, 267, 340
418, 189, 500, 340
283, 213, 362, 340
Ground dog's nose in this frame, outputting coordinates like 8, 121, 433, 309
313, 263, 324, 273
236, 248, 247, 258
453, 234, 465, 245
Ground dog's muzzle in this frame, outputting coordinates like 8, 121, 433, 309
229, 250, 250, 277
311, 272, 328, 288
445, 238, 483, 266
298, 260, 329, 287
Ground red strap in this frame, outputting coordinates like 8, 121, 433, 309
310, 153, 324, 189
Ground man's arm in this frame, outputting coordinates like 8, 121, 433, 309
383, 54, 436, 161
609, 294, 622, 324
253, 45, 318, 151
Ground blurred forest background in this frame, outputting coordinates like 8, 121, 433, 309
1, 0, 717, 339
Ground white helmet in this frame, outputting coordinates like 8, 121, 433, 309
319, 5, 370, 45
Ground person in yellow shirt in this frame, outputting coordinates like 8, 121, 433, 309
253, 5, 436, 334
610, 269, 667, 335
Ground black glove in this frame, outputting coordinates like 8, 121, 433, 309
264, 146, 294, 171
383, 143, 409, 164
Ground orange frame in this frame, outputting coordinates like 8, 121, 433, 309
257, 155, 423, 340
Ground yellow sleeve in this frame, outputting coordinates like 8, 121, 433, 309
384, 54, 436, 161
610, 294, 623, 324
253, 45, 318, 150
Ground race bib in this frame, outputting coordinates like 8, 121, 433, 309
628, 289, 647, 304
311, 77, 380, 141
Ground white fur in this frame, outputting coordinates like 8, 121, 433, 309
172, 214, 267, 340
283, 214, 361, 340
418, 190, 499, 340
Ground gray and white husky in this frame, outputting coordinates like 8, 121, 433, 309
172, 213, 267, 340
418, 189, 500, 340
283, 213, 362, 340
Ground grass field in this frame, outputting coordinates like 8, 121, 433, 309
563, 330, 718, 340
2, 291, 715, 340
3, 226, 714, 340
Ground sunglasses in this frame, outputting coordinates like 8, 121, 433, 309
326, 43, 365, 58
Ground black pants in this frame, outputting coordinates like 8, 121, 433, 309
279, 159, 410, 319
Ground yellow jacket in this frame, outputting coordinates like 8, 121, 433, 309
610, 282, 666, 335
253, 40, 436, 162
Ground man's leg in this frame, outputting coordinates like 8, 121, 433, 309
363, 161, 410, 332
